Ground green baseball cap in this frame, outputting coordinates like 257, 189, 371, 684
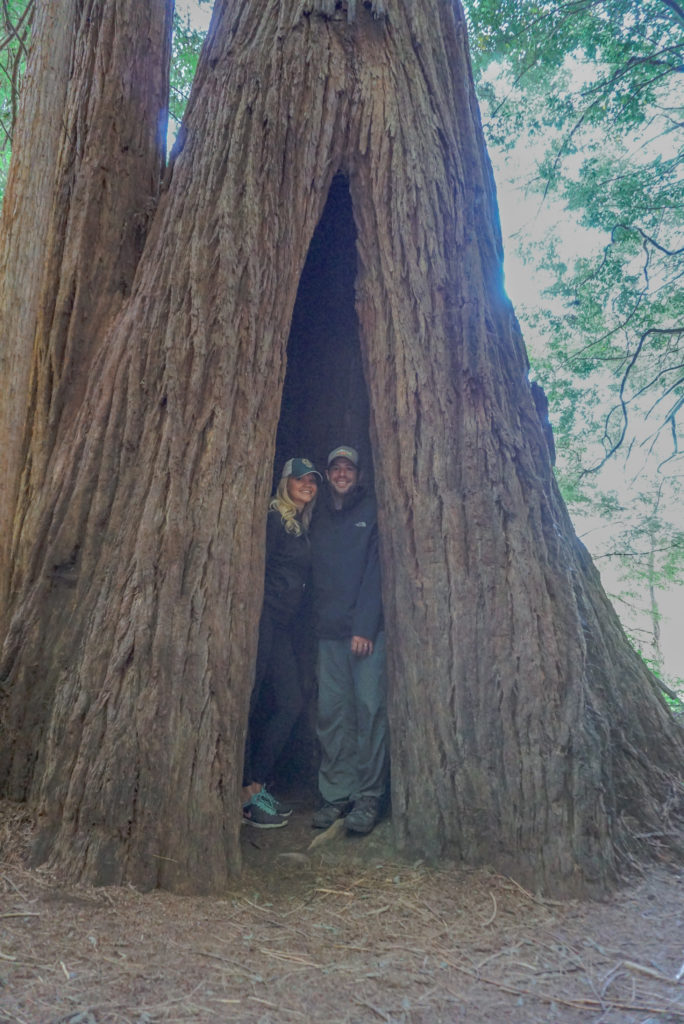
281, 457, 322, 480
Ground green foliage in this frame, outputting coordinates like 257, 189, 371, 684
169, 2, 212, 136
573, 469, 684, 685
467, 0, 684, 468
466, 0, 684, 681
664, 690, 684, 713
0, 0, 32, 195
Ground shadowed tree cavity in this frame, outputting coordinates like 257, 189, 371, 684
268, 174, 373, 790
275, 174, 372, 483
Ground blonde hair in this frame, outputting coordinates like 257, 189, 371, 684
270, 477, 316, 536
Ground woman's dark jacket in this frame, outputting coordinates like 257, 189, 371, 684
309, 485, 383, 641
262, 508, 311, 627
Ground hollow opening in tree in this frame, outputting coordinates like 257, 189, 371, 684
258, 173, 376, 794
274, 173, 372, 482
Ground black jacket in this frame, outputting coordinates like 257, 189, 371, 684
310, 485, 383, 641
262, 508, 311, 627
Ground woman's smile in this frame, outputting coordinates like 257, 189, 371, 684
287, 473, 319, 510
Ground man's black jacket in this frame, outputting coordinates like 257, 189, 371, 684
310, 485, 383, 641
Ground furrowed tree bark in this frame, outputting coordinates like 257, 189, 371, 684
348, 4, 683, 893
0, 0, 173, 618
1, 0, 355, 891
0, 0, 74, 606
1, 0, 682, 895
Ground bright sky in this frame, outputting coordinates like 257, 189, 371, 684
176, 0, 212, 31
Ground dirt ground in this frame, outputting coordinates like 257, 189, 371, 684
1, 798, 683, 1024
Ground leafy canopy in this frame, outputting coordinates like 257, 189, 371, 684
467, 0, 683, 471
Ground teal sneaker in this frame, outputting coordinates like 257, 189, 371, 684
260, 786, 293, 817
243, 790, 288, 829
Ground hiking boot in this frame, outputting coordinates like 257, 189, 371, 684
242, 790, 288, 829
311, 800, 352, 829
260, 786, 293, 817
345, 796, 379, 835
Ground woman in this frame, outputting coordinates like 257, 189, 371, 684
242, 456, 321, 828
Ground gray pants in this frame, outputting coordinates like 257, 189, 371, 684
316, 632, 388, 803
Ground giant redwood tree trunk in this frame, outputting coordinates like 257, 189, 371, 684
0, 0, 682, 895
0, 0, 173, 616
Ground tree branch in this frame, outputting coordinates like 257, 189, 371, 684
0, 0, 33, 53
613, 224, 684, 259
583, 329, 684, 475
657, 0, 684, 29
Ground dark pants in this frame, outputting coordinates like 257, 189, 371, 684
316, 631, 388, 803
244, 611, 304, 786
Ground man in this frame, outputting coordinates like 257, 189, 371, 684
309, 445, 388, 834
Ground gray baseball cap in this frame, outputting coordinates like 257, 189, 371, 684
327, 445, 359, 467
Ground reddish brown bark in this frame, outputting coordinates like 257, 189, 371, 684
0, 0, 172, 612
0, 0, 681, 895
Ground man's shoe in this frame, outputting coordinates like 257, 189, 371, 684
243, 791, 288, 829
345, 796, 379, 835
311, 800, 351, 829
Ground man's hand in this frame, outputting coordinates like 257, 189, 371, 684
351, 635, 373, 657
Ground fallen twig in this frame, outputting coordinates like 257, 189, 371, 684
307, 816, 346, 849
618, 958, 682, 984
482, 892, 498, 926
497, 874, 567, 907
258, 947, 322, 968
354, 999, 391, 1021
313, 887, 355, 897
444, 958, 684, 1016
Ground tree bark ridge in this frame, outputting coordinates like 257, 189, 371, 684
0, 0, 173, 620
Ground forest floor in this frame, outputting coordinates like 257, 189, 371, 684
1, 797, 683, 1024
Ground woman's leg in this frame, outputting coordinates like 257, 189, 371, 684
242, 611, 274, 793
249, 626, 304, 785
